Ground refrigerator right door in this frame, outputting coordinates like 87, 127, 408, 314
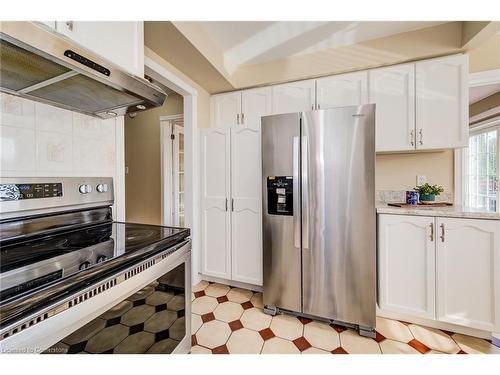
301, 105, 376, 329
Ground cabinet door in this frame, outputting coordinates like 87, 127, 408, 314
316, 71, 368, 109
369, 64, 415, 152
436, 218, 500, 331
416, 54, 468, 150
230, 126, 263, 285
378, 214, 435, 319
211, 92, 242, 127
200, 128, 231, 279
241, 87, 272, 127
272, 80, 315, 115
55, 21, 144, 77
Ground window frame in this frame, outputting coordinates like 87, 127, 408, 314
463, 122, 499, 212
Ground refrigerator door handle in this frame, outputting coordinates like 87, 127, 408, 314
301, 136, 309, 249
293, 136, 300, 249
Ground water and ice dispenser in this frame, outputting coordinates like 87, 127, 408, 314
266, 176, 293, 216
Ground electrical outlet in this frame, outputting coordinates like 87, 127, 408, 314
416, 175, 427, 186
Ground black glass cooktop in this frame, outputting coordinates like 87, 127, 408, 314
0, 221, 190, 328
0, 222, 187, 274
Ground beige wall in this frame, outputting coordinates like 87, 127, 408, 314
145, 46, 211, 129
376, 150, 455, 193
125, 94, 183, 225
469, 34, 500, 73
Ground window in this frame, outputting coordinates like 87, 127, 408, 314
464, 125, 499, 212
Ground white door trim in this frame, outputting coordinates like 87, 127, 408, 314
144, 55, 201, 285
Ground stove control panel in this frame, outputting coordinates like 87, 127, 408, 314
0, 177, 114, 219
79, 184, 93, 194
0, 183, 63, 201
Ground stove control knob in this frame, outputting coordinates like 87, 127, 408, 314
96, 255, 107, 263
96, 183, 108, 193
79, 184, 92, 194
79, 261, 91, 270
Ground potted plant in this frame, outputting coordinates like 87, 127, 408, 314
414, 183, 444, 202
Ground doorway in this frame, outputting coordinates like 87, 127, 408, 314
161, 115, 185, 227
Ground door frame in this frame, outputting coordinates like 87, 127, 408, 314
160, 114, 183, 226
144, 56, 201, 285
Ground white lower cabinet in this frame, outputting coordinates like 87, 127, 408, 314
378, 215, 435, 318
436, 218, 500, 331
200, 126, 263, 286
378, 214, 500, 333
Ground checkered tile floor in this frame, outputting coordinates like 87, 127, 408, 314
191, 281, 500, 354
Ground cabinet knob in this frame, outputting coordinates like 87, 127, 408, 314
440, 223, 445, 242
430, 222, 434, 242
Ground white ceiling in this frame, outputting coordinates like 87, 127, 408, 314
198, 21, 448, 71
469, 84, 500, 104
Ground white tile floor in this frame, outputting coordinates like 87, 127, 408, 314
191, 281, 500, 354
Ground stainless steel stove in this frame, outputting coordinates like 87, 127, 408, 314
0, 177, 191, 354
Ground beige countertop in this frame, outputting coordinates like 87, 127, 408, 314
376, 204, 500, 220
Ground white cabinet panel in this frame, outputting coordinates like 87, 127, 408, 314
436, 218, 500, 331
230, 126, 263, 285
316, 71, 367, 109
200, 128, 231, 279
378, 214, 435, 319
369, 64, 415, 152
55, 21, 144, 77
241, 87, 272, 127
416, 54, 468, 150
211, 92, 242, 128
272, 80, 315, 115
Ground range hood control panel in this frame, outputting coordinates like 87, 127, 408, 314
267, 176, 293, 216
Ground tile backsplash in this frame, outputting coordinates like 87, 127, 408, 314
0, 93, 116, 177
376, 190, 454, 204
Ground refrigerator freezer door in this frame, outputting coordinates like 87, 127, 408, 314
301, 105, 376, 328
261, 112, 302, 312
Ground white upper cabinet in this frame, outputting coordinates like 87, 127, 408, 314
200, 128, 232, 280
415, 54, 468, 150
316, 71, 368, 110
378, 214, 436, 319
241, 87, 272, 127
369, 64, 415, 152
436, 218, 500, 332
211, 92, 242, 128
54, 21, 145, 77
230, 126, 263, 285
272, 80, 316, 114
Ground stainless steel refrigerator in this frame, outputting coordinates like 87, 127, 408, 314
261, 104, 376, 337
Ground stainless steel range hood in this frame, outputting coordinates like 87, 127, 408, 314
0, 22, 167, 119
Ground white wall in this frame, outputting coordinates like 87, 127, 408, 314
0, 92, 125, 219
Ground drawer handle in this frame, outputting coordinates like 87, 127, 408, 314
440, 223, 445, 242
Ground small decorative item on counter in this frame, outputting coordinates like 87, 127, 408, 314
406, 190, 419, 205
414, 183, 444, 202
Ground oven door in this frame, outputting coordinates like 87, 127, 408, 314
0, 241, 191, 354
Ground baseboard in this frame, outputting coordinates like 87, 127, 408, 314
199, 273, 263, 292
377, 308, 492, 340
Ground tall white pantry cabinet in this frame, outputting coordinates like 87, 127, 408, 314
202, 87, 271, 286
